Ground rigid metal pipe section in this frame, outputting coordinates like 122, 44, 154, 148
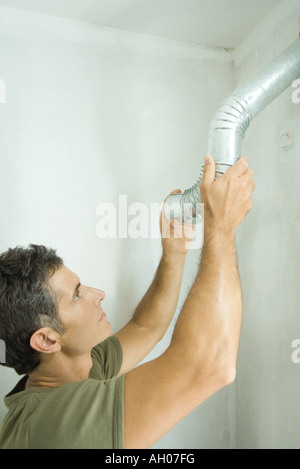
165, 38, 300, 224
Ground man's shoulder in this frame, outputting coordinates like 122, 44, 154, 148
90, 335, 123, 380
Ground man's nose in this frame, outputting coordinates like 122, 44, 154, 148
98, 289, 105, 301
89, 287, 105, 303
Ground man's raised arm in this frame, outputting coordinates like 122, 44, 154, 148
123, 156, 255, 449
114, 190, 194, 376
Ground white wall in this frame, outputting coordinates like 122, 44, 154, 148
1, 0, 299, 450
233, 0, 300, 449
0, 6, 234, 448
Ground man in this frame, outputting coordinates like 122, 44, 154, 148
0, 156, 254, 449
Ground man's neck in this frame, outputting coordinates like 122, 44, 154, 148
25, 352, 93, 390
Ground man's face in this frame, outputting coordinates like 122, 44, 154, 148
49, 265, 112, 356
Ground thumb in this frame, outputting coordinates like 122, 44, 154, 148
201, 156, 216, 187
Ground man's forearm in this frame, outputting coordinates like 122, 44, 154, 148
123, 157, 255, 449
131, 252, 186, 340
170, 231, 242, 377
168, 156, 254, 380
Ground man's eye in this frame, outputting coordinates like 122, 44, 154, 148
75, 292, 80, 301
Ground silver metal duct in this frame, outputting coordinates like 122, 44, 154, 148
165, 38, 300, 224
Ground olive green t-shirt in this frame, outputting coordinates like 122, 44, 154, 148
0, 336, 125, 449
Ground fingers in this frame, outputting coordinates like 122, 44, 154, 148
161, 189, 181, 215
160, 189, 182, 227
226, 158, 255, 199
164, 189, 182, 201
229, 158, 254, 191
202, 156, 250, 183
225, 156, 249, 177
200, 156, 252, 191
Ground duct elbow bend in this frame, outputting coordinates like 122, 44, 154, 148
165, 38, 300, 224
164, 94, 251, 224
207, 93, 252, 175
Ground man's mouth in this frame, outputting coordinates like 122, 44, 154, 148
99, 312, 106, 322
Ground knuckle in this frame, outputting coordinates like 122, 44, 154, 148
227, 175, 238, 187
226, 173, 234, 182
240, 179, 248, 190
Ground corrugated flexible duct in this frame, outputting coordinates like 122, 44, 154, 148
165, 37, 300, 224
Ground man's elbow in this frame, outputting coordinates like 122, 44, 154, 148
212, 356, 237, 388
222, 366, 236, 386
193, 361, 237, 396
199, 342, 238, 388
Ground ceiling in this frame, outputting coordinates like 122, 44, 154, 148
0, 0, 283, 49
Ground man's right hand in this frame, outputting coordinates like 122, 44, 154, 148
200, 156, 255, 240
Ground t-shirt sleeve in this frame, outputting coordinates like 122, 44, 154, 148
30, 376, 125, 449
90, 336, 123, 380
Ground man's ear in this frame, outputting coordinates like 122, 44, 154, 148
30, 328, 61, 355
